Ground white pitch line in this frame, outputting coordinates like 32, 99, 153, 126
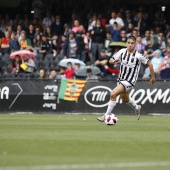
1, 162, 170, 170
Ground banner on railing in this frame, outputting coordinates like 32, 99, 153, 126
0, 80, 170, 114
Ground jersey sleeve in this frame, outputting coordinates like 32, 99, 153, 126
138, 52, 149, 65
112, 48, 124, 60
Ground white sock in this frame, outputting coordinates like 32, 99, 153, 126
104, 100, 116, 116
126, 98, 138, 111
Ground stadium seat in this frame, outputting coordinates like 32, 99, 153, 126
39, 60, 50, 70
35, 53, 44, 61
45, 54, 54, 62
27, 72, 39, 79
160, 67, 170, 79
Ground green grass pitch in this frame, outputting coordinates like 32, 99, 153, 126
0, 114, 170, 170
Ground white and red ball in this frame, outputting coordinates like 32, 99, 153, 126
104, 114, 118, 125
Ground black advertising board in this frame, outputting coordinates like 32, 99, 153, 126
0, 80, 170, 114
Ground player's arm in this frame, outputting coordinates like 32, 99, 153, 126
147, 60, 156, 85
109, 58, 120, 64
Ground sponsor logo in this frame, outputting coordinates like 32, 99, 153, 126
84, 86, 111, 108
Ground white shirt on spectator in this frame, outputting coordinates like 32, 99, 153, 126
109, 17, 124, 29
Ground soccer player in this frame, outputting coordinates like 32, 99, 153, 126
97, 35, 156, 122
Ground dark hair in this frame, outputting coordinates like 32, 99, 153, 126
86, 68, 92, 73
127, 35, 136, 41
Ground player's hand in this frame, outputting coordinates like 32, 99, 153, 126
149, 77, 156, 85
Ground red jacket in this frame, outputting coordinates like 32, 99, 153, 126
107, 67, 119, 76
64, 68, 75, 78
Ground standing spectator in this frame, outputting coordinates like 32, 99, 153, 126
75, 25, 86, 62
123, 10, 134, 32
63, 31, 77, 59
42, 11, 54, 29
20, 31, 33, 50
39, 34, 51, 58
26, 24, 35, 46
51, 15, 63, 36
134, 11, 146, 36
135, 35, 145, 54
109, 22, 121, 42
72, 20, 81, 33
109, 10, 124, 29
90, 19, 105, 65
9, 32, 20, 52
0, 31, 10, 54
33, 34, 42, 55
63, 62, 75, 79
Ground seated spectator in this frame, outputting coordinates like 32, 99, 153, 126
104, 65, 119, 78
9, 32, 20, 52
52, 34, 61, 57
39, 34, 51, 58
160, 66, 170, 79
11, 55, 22, 75
120, 29, 127, 42
44, 26, 53, 44
143, 49, 163, 79
38, 69, 47, 79
63, 24, 71, 37
95, 49, 109, 77
86, 68, 99, 82
63, 62, 75, 79
49, 69, 57, 79
22, 55, 35, 73
74, 63, 80, 71
109, 22, 121, 42
20, 31, 33, 51
49, 68, 62, 80
144, 38, 158, 59
159, 49, 170, 72
1, 31, 10, 54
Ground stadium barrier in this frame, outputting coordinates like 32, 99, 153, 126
0, 79, 170, 114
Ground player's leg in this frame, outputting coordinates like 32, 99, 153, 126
120, 92, 141, 120
97, 84, 125, 122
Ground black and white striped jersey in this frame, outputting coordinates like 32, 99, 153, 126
113, 48, 149, 86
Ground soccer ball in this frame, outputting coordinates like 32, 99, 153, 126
104, 114, 118, 126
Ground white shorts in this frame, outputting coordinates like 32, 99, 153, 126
117, 80, 134, 92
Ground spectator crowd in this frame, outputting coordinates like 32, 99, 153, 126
0, 2, 170, 81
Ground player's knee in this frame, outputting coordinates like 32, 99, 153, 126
121, 97, 129, 103
110, 90, 117, 99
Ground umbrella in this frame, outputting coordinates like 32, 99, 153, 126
10, 50, 35, 59
108, 41, 126, 52
75, 66, 101, 78
58, 58, 86, 68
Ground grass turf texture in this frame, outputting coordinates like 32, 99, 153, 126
0, 114, 170, 170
